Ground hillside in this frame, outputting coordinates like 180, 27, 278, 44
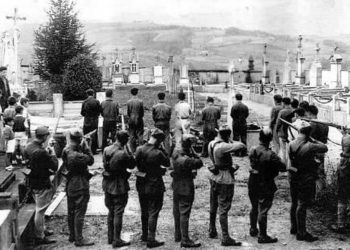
16, 21, 350, 73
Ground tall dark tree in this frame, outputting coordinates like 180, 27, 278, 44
33, 0, 94, 92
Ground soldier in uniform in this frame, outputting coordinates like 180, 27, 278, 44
270, 94, 283, 154
135, 129, 170, 248
288, 120, 328, 242
201, 96, 221, 157
62, 129, 94, 247
248, 127, 286, 243
330, 129, 350, 233
174, 92, 192, 150
230, 93, 249, 145
81, 89, 101, 154
152, 92, 172, 155
172, 134, 203, 248
103, 131, 135, 247
24, 126, 58, 245
127, 87, 144, 152
208, 125, 246, 246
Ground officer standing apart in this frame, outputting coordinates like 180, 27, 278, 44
103, 131, 135, 247
81, 89, 101, 154
152, 92, 172, 155
230, 93, 249, 145
127, 87, 144, 152
248, 127, 286, 243
172, 134, 203, 248
101, 89, 119, 150
174, 92, 192, 150
208, 125, 246, 246
135, 129, 170, 248
330, 128, 350, 233
62, 129, 94, 247
288, 120, 328, 242
201, 96, 221, 157
25, 126, 58, 245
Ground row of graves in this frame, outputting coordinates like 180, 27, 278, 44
238, 35, 350, 133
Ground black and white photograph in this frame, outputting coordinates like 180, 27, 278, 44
0, 0, 349, 249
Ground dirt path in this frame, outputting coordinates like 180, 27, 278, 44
38, 98, 348, 250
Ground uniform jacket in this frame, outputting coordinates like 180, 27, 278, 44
208, 137, 246, 184
127, 97, 144, 127
248, 143, 286, 196
230, 101, 249, 130
25, 140, 58, 190
62, 144, 94, 196
202, 105, 221, 128
101, 98, 119, 121
102, 142, 136, 195
81, 96, 101, 127
135, 143, 170, 195
152, 101, 171, 127
310, 121, 329, 144
171, 149, 203, 196
288, 136, 328, 185
276, 107, 293, 139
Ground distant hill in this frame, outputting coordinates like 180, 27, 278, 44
16, 21, 350, 73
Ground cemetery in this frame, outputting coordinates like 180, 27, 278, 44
0, 1, 350, 249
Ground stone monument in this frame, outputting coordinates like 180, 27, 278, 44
261, 43, 270, 84
128, 48, 140, 84
179, 64, 189, 86
329, 47, 342, 88
153, 54, 163, 85
295, 35, 305, 85
112, 49, 123, 85
309, 44, 322, 87
282, 50, 292, 84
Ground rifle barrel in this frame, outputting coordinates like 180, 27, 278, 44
300, 117, 342, 129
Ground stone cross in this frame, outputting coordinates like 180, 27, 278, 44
263, 43, 267, 55
298, 35, 303, 49
6, 8, 26, 26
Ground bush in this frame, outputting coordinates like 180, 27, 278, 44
63, 55, 102, 100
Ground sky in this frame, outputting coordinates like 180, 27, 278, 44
0, 0, 349, 36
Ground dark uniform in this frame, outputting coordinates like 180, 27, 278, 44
101, 97, 119, 150
208, 132, 246, 246
135, 132, 170, 247
152, 101, 171, 154
103, 135, 135, 247
270, 104, 283, 153
201, 104, 221, 157
127, 96, 144, 152
172, 137, 203, 247
81, 95, 101, 153
62, 137, 94, 246
230, 101, 249, 145
288, 134, 327, 241
248, 142, 286, 242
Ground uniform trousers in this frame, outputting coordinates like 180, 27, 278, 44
138, 193, 164, 240
202, 123, 217, 156
32, 188, 53, 239
83, 117, 99, 154
209, 180, 234, 239
155, 123, 170, 156
173, 193, 194, 242
102, 120, 117, 150
232, 125, 247, 145
104, 192, 128, 243
67, 191, 90, 242
128, 123, 144, 153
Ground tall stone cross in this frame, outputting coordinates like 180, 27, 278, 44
263, 43, 267, 55
6, 8, 26, 87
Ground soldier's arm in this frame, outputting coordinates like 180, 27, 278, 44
159, 150, 170, 168
127, 101, 131, 117
152, 106, 156, 122
140, 101, 144, 118
115, 103, 119, 118
201, 109, 206, 121
270, 108, 276, 129
230, 106, 235, 119
310, 142, 328, 154
245, 105, 249, 119
223, 141, 246, 154
217, 108, 221, 120
275, 111, 282, 132
80, 101, 86, 117
270, 151, 287, 172
42, 149, 59, 173
102, 149, 110, 171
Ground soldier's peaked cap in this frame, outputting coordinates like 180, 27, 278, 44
69, 128, 83, 138
35, 126, 50, 136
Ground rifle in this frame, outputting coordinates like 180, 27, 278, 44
300, 117, 342, 130
279, 118, 317, 143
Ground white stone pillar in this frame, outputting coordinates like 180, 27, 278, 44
53, 93, 63, 117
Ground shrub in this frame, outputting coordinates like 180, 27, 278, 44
62, 55, 102, 100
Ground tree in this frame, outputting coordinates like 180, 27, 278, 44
63, 55, 102, 100
33, 0, 94, 92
